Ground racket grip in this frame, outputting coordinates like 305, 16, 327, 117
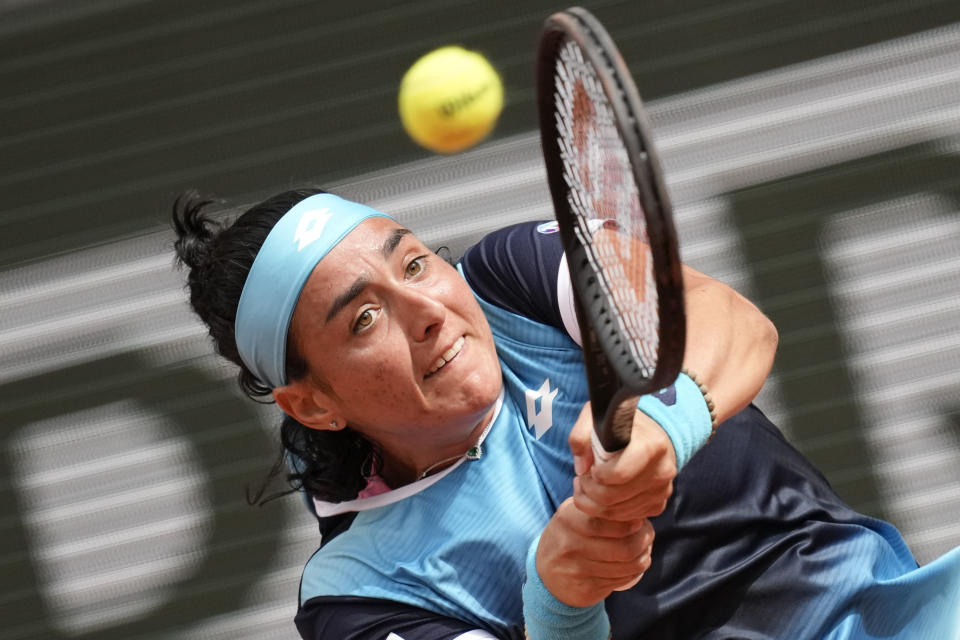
588, 430, 647, 592
590, 427, 616, 463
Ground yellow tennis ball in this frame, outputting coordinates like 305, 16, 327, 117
398, 46, 504, 154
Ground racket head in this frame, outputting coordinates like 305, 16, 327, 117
536, 7, 685, 451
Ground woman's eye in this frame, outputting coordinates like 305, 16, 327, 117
406, 257, 424, 277
354, 309, 376, 332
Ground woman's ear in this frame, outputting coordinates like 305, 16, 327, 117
273, 381, 344, 431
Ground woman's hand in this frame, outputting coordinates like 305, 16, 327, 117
568, 402, 677, 522
536, 497, 655, 607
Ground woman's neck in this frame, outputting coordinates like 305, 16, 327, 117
378, 402, 499, 488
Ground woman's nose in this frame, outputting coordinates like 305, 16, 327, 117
401, 288, 446, 341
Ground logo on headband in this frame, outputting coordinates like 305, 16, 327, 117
294, 208, 333, 251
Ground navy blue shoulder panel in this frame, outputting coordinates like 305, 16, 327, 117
296, 595, 522, 640
316, 511, 357, 544
459, 221, 565, 330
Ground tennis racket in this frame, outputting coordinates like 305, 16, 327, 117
536, 7, 685, 460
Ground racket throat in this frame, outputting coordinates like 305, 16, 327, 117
577, 315, 638, 454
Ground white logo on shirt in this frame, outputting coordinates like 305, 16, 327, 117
525, 378, 559, 439
293, 208, 332, 251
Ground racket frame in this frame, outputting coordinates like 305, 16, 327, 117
536, 7, 686, 454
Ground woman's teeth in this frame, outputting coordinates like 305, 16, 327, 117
429, 336, 465, 376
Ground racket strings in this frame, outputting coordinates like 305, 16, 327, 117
555, 39, 659, 377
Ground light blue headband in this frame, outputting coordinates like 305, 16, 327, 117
235, 193, 392, 388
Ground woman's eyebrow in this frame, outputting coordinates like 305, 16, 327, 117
325, 275, 370, 324
324, 229, 412, 324
381, 228, 411, 258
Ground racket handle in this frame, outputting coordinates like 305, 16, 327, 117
590, 427, 616, 463
588, 429, 647, 592
593, 390, 639, 454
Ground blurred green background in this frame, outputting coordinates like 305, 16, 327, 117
2, 1, 959, 638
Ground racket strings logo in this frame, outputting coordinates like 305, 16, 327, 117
293, 208, 333, 251
525, 378, 559, 439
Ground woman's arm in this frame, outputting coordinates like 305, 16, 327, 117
562, 263, 779, 563
679, 263, 778, 423
459, 222, 780, 416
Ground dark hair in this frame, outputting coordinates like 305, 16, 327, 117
171, 188, 377, 503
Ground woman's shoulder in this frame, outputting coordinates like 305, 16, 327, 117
459, 221, 566, 329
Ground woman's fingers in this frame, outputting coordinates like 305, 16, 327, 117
537, 499, 655, 607
572, 409, 677, 521
573, 475, 672, 520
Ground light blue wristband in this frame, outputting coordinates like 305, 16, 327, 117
522, 534, 611, 640
636, 372, 714, 470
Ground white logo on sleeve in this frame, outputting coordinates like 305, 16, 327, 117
293, 208, 332, 251
525, 378, 559, 439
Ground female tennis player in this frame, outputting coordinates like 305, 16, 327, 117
173, 189, 959, 640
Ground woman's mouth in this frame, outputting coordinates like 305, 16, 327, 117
426, 335, 465, 378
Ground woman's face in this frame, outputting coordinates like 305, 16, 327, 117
287, 217, 502, 465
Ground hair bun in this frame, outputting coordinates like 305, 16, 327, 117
172, 190, 219, 271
